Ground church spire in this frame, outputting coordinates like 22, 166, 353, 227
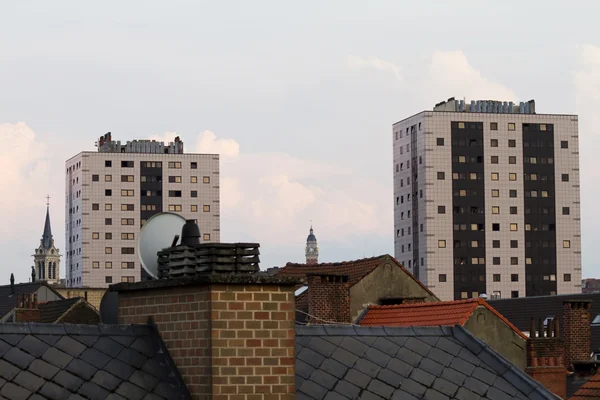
41, 195, 53, 249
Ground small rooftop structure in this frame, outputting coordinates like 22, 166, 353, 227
433, 97, 536, 114
96, 132, 184, 154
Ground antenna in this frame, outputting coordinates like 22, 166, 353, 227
137, 212, 186, 279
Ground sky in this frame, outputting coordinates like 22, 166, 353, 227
1, 1, 600, 284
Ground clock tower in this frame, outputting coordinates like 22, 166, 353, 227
305, 225, 319, 265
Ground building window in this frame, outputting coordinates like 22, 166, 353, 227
508, 139, 517, 148
121, 233, 135, 240
492, 189, 499, 198
492, 206, 500, 214
168, 162, 182, 169
105, 204, 112, 211
140, 205, 157, 211
105, 189, 112, 196
191, 162, 198, 169
510, 206, 517, 215
509, 173, 517, 181
471, 240, 479, 248
510, 223, 518, 231
564, 274, 572, 282
121, 218, 135, 225
105, 232, 112, 240
436, 138, 444, 146
492, 223, 500, 231
493, 274, 501, 282
105, 247, 112, 254
203, 233, 211, 241
105, 160, 112, 167
490, 139, 498, 147
121, 247, 135, 255
169, 176, 182, 183
191, 205, 198, 212
191, 176, 198, 183
191, 190, 198, 198
169, 190, 182, 197
461, 292, 468, 299
119, 161, 133, 168
491, 173, 499, 181
510, 240, 518, 248
540, 124, 547, 131
508, 123, 515, 131
508, 156, 516, 164
562, 207, 570, 215
438, 240, 446, 248
526, 257, 532, 265
92, 262, 99, 269
490, 122, 498, 130
541, 190, 549, 198
562, 174, 569, 182
105, 276, 112, 283
437, 172, 445, 180
493, 257, 500, 265
105, 175, 112, 182
92, 232, 99, 240
561, 141, 568, 149
203, 176, 211, 184
92, 174, 99, 182
563, 240, 571, 248
105, 218, 112, 226
122, 262, 135, 269
121, 175, 134, 182
105, 262, 112, 269
511, 291, 519, 298
121, 189, 134, 197
168, 205, 183, 212
92, 203, 99, 211
203, 205, 211, 212
491, 156, 499, 164
121, 204, 134, 211
439, 274, 447, 282
509, 190, 517, 198
511, 257, 518, 265
492, 240, 500, 248
458, 122, 465, 129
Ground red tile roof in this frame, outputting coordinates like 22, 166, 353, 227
276, 255, 437, 298
358, 298, 527, 340
571, 372, 600, 399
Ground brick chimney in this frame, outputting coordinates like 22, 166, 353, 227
526, 357, 567, 400
115, 276, 297, 399
563, 300, 592, 368
14, 293, 40, 322
307, 273, 350, 324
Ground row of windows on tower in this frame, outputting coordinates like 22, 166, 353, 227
98, 160, 200, 169
91, 174, 210, 183
453, 256, 557, 266
91, 203, 210, 212
443, 138, 569, 149
394, 123, 421, 140
449, 206, 570, 215
398, 237, 571, 253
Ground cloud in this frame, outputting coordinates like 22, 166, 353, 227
194, 130, 239, 159
426, 50, 517, 101
347, 55, 402, 82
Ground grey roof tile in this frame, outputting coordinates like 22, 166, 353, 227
79, 382, 110, 400
0, 360, 20, 380
52, 370, 84, 392
13, 370, 45, 392
117, 347, 147, 369
0, 382, 30, 400
0, 340, 11, 358
17, 335, 49, 358
93, 336, 123, 358
28, 358, 60, 380
323, 392, 347, 400
3, 347, 35, 369
79, 347, 111, 369
296, 324, 558, 400
39, 381, 70, 400
42, 346, 73, 369
92, 370, 121, 391
65, 359, 97, 381
114, 381, 147, 400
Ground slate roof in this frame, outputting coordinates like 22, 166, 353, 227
357, 299, 527, 340
39, 298, 84, 323
296, 325, 560, 400
487, 293, 600, 350
570, 371, 600, 399
0, 323, 189, 399
0, 282, 63, 319
278, 255, 436, 297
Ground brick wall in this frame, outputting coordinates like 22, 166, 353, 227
307, 273, 350, 324
563, 300, 591, 368
526, 357, 567, 400
119, 286, 212, 397
527, 318, 564, 368
116, 277, 297, 400
15, 308, 41, 322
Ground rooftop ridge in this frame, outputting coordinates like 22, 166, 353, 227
366, 298, 478, 310
285, 254, 385, 267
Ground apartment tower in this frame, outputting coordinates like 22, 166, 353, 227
393, 98, 581, 301
65, 133, 220, 288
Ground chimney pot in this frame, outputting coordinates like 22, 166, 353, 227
180, 219, 200, 246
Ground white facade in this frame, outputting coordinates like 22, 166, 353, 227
65, 149, 219, 288
393, 101, 581, 301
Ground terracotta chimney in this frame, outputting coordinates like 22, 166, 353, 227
307, 273, 350, 324
563, 300, 592, 368
526, 356, 567, 400
15, 293, 40, 322
527, 317, 564, 368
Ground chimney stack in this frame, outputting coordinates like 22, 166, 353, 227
526, 356, 567, 400
15, 293, 40, 322
563, 300, 592, 368
307, 273, 351, 324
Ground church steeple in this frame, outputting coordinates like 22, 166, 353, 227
33, 196, 60, 284
41, 195, 53, 249
305, 223, 319, 265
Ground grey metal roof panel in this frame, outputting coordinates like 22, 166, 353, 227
0, 323, 189, 399
296, 324, 560, 400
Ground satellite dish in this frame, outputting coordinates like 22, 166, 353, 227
99, 291, 119, 324
138, 212, 186, 279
